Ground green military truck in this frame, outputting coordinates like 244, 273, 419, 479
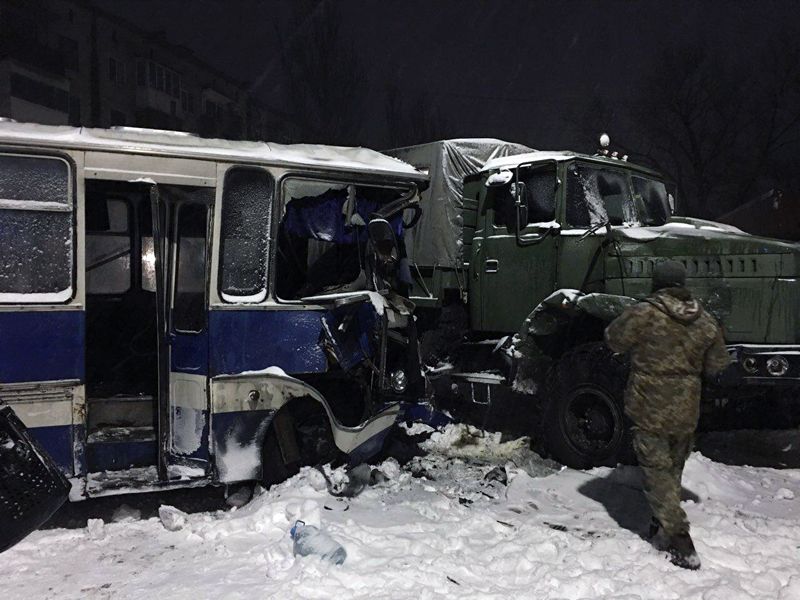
388, 139, 800, 468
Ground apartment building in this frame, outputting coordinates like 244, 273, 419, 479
0, 0, 268, 140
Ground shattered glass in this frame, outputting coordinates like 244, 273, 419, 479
566, 164, 636, 227
632, 176, 670, 226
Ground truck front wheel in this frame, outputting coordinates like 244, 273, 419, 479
543, 342, 634, 469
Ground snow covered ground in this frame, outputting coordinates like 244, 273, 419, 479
4, 424, 800, 600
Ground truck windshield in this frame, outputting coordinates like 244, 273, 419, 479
566, 163, 669, 228
631, 175, 670, 226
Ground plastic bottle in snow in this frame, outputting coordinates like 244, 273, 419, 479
290, 520, 347, 565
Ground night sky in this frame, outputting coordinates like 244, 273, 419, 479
105, 0, 796, 148
104, 0, 800, 216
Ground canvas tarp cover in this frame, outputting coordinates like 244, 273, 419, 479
387, 139, 533, 269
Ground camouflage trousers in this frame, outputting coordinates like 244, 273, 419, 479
633, 428, 694, 536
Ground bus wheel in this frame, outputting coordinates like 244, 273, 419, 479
542, 342, 634, 469
261, 398, 340, 488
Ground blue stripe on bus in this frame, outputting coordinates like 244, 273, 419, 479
28, 424, 74, 474
86, 438, 157, 472
0, 310, 84, 383
209, 310, 328, 377
171, 329, 209, 374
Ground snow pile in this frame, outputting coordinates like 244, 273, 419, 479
3, 425, 800, 599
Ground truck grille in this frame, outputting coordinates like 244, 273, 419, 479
622, 255, 776, 278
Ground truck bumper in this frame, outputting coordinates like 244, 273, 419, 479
727, 345, 800, 386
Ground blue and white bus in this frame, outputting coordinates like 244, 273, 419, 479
0, 122, 428, 499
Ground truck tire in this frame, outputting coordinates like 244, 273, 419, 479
543, 342, 634, 469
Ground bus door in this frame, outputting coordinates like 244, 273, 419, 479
151, 185, 214, 480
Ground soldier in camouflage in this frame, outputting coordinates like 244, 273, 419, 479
605, 259, 730, 570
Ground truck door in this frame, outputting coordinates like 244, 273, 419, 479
476, 163, 561, 332
152, 185, 214, 480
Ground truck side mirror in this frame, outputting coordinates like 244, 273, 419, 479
368, 218, 397, 258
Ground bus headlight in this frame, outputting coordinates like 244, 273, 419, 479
389, 369, 408, 393
766, 356, 789, 377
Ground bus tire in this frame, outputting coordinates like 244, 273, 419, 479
542, 342, 635, 469
260, 398, 340, 488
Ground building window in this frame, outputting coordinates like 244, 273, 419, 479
141, 60, 181, 98
181, 89, 195, 114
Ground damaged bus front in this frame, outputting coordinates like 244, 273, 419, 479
0, 123, 428, 501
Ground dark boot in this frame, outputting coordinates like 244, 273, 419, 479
648, 517, 668, 550
666, 532, 701, 570
648, 517, 662, 538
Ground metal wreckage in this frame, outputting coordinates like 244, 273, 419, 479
2, 124, 800, 550
0, 122, 426, 548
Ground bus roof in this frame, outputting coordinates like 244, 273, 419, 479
0, 122, 427, 181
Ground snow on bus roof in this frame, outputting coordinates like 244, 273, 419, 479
0, 122, 426, 179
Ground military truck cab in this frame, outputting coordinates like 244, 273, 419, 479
388, 140, 800, 469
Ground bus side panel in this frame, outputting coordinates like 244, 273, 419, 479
0, 311, 84, 475
0, 311, 84, 383
0, 382, 84, 475
208, 310, 328, 376
207, 309, 328, 483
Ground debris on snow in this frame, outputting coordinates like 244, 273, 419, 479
3, 425, 800, 599
86, 518, 105, 540
158, 505, 188, 532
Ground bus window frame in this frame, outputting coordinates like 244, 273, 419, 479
170, 199, 212, 334
216, 165, 275, 305
85, 195, 134, 296
0, 148, 77, 305
272, 173, 413, 305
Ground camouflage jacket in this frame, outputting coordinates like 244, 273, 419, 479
605, 287, 731, 435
